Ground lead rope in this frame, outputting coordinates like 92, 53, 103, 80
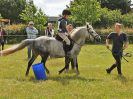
108, 48, 129, 62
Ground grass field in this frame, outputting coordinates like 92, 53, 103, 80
0, 44, 133, 99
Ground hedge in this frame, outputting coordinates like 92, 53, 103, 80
3, 24, 133, 44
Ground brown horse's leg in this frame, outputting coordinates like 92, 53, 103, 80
71, 59, 75, 70
75, 58, 79, 74
59, 56, 71, 74
41, 53, 50, 74
74, 57, 79, 74
25, 55, 37, 76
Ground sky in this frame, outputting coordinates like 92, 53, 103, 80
33, 0, 133, 16
33, 0, 72, 16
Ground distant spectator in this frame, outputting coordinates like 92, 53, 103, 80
0, 26, 7, 50
26, 21, 38, 59
44, 23, 54, 37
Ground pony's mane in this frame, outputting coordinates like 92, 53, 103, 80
76, 26, 86, 30
70, 26, 87, 39
70, 26, 86, 36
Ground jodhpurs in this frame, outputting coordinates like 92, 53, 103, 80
58, 33, 70, 45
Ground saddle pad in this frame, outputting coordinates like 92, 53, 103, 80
55, 34, 74, 52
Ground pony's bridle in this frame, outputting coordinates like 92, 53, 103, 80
87, 27, 99, 40
69, 27, 99, 47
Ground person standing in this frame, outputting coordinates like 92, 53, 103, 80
26, 21, 38, 59
106, 23, 129, 76
0, 26, 7, 50
44, 23, 54, 37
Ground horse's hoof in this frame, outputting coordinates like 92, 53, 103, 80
25, 73, 28, 77
46, 71, 50, 74
71, 68, 75, 70
64, 69, 69, 73
59, 71, 62, 75
25, 71, 29, 76
76, 71, 80, 75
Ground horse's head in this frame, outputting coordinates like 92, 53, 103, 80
86, 22, 101, 42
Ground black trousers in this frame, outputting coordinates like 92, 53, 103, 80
109, 52, 122, 74
0, 39, 4, 50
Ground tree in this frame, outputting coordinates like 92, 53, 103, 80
0, 0, 27, 22
69, 0, 101, 26
98, 0, 131, 14
34, 9, 48, 31
19, 1, 37, 22
95, 8, 122, 28
20, 1, 48, 31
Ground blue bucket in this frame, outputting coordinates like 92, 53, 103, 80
32, 63, 47, 80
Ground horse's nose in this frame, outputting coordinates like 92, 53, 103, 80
96, 36, 101, 43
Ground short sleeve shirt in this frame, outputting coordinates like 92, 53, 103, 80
107, 32, 128, 52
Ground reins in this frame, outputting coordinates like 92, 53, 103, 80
87, 27, 99, 41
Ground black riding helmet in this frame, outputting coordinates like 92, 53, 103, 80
62, 9, 71, 15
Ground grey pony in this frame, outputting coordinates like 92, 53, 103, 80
0, 23, 101, 76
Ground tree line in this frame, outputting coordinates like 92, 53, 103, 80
69, 0, 133, 28
0, 0, 132, 28
0, 0, 47, 25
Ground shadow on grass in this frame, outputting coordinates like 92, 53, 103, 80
2, 73, 103, 85
114, 75, 127, 84
2, 76, 39, 83
48, 74, 103, 85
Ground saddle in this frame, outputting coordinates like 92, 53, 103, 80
55, 34, 74, 53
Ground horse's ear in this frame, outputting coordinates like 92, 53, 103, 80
86, 22, 89, 28
86, 22, 90, 25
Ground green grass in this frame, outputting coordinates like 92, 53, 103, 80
0, 44, 133, 99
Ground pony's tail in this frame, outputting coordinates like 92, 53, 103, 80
0, 39, 35, 56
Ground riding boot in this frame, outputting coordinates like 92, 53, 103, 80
65, 55, 70, 70
106, 64, 117, 74
64, 44, 71, 57
117, 62, 122, 75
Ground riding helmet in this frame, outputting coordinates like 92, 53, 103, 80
62, 9, 71, 15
